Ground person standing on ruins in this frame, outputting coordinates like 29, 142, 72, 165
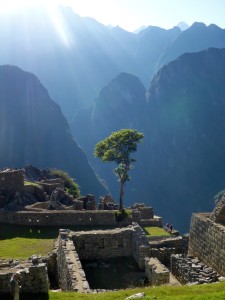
9, 272, 21, 300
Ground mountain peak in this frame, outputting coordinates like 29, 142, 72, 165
190, 22, 206, 29
176, 22, 189, 31
0, 65, 106, 197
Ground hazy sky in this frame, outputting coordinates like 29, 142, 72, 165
0, 0, 225, 31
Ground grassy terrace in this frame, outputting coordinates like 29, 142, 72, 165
0, 224, 58, 258
24, 180, 41, 187
143, 226, 171, 237
0, 224, 116, 259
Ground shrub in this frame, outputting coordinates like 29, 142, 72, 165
51, 169, 80, 198
213, 189, 225, 205
115, 209, 131, 222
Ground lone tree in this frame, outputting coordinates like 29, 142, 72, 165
94, 129, 144, 210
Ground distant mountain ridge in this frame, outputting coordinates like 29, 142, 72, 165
0, 65, 106, 197
72, 48, 225, 232
0, 5, 225, 119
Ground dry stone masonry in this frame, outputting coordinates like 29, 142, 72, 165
57, 229, 90, 292
56, 223, 182, 291
4, 167, 219, 292
0, 260, 49, 294
57, 225, 150, 292
170, 254, 219, 284
0, 169, 24, 192
145, 257, 170, 286
189, 212, 225, 276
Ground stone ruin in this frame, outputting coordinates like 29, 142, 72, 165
0, 260, 49, 295
0, 166, 100, 211
0, 168, 24, 192
166, 194, 225, 286
2, 205, 225, 296
57, 223, 162, 292
98, 194, 119, 210
188, 194, 225, 277
0, 167, 157, 227
170, 254, 220, 285
2, 166, 225, 294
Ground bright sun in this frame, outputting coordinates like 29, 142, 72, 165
0, 0, 59, 11
0, 0, 73, 46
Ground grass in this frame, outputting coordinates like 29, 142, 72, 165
0, 224, 118, 259
0, 224, 57, 259
24, 180, 41, 187
0, 236, 53, 259
14, 282, 225, 300
143, 227, 171, 237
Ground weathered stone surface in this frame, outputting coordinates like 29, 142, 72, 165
98, 195, 119, 210
0, 262, 49, 294
57, 232, 90, 292
57, 223, 152, 291
145, 257, 169, 286
48, 188, 74, 210
0, 169, 24, 192
126, 292, 145, 299
171, 254, 219, 284
189, 213, 225, 276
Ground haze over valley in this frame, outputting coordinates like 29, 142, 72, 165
1, 2, 225, 231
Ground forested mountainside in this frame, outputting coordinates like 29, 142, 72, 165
72, 48, 225, 232
0, 65, 106, 197
0, 5, 225, 119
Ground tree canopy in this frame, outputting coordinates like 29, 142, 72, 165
94, 129, 144, 210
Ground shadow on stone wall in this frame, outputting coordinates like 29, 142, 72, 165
1, 294, 49, 300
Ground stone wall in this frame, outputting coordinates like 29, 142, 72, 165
71, 224, 150, 269
188, 213, 225, 276
138, 216, 163, 227
0, 169, 24, 192
210, 194, 225, 225
150, 247, 177, 266
39, 179, 64, 195
72, 227, 133, 260
0, 262, 49, 294
148, 236, 183, 266
170, 254, 219, 284
56, 224, 151, 291
132, 225, 150, 269
139, 207, 154, 219
0, 210, 124, 226
57, 230, 89, 292
0, 210, 161, 227
145, 257, 170, 286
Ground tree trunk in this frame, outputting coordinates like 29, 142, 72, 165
119, 179, 124, 210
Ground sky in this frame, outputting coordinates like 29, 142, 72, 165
0, 0, 225, 32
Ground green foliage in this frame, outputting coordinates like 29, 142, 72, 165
94, 129, 144, 165
94, 129, 144, 209
115, 209, 131, 222
51, 169, 80, 198
213, 189, 225, 205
